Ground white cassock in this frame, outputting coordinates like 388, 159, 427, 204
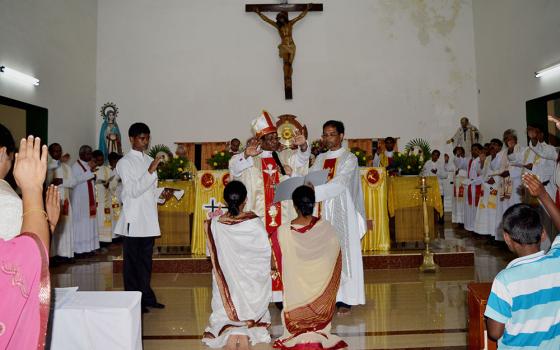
202, 214, 271, 348
448, 157, 466, 224
95, 165, 115, 242
474, 154, 502, 236
229, 147, 309, 302
71, 159, 99, 253
47, 160, 77, 257
421, 159, 448, 197
311, 148, 366, 306
456, 156, 482, 232
0, 179, 22, 241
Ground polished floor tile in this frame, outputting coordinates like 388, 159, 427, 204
51, 218, 513, 349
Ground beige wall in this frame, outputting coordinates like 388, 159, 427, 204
0, 0, 97, 158
473, 0, 560, 144
96, 0, 478, 154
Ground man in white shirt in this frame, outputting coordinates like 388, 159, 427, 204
114, 122, 164, 313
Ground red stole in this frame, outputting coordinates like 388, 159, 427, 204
318, 158, 338, 218
77, 160, 97, 217
323, 158, 337, 181
467, 159, 482, 206
261, 157, 283, 292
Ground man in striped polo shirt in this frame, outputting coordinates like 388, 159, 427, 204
485, 174, 560, 349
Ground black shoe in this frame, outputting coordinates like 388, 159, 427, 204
142, 307, 150, 314
148, 302, 165, 309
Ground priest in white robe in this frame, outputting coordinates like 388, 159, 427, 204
93, 150, 115, 243
310, 120, 366, 313
47, 143, 79, 258
71, 145, 99, 254
455, 144, 484, 232
474, 140, 502, 237
446, 117, 481, 157
448, 147, 467, 224
229, 111, 310, 302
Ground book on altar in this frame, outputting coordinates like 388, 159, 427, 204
273, 170, 330, 203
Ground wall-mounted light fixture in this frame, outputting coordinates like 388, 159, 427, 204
0, 65, 40, 86
535, 62, 560, 78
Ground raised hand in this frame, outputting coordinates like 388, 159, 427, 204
0, 147, 11, 179
244, 138, 262, 157
13, 136, 48, 192
148, 155, 164, 174
284, 165, 293, 176
45, 184, 60, 232
523, 173, 545, 198
293, 129, 306, 147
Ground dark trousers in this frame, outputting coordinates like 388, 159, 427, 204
122, 236, 157, 306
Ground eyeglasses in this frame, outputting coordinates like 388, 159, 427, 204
322, 133, 339, 138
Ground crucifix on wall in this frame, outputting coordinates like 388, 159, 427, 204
246, 2, 323, 99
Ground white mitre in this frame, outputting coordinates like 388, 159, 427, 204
0, 179, 22, 240
251, 110, 277, 139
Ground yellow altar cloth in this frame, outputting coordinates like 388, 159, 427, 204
387, 176, 442, 242
191, 170, 230, 255
156, 180, 195, 247
360, 167, 390, 252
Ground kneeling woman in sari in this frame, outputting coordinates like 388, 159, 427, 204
202, 180, 272, 349
274, 185, 347, 350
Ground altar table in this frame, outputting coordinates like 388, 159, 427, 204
156, 179, 195, 248
191, 169, 230, 255
190, 168, 391, 255
388, 176, 442, 242
51, 291, 142, 350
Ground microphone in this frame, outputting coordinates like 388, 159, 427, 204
271, 151, 286, 175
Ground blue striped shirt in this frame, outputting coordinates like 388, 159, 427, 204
484, 236, 560, 349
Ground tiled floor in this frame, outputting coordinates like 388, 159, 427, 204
51, 217, 514, 349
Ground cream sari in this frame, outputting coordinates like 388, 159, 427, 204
274, 217, 347, 350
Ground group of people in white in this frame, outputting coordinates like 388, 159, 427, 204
200, 113, 366, 349
419, 117, 559, 250
44, 143, 122, 260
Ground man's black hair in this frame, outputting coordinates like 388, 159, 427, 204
128, 122, 151, 137
502, 204, 543, 244
322, 120, 344, 134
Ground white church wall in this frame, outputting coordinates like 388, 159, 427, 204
0, 0, 97, 157
473, 0, 560, 145
96, 0, 478, 155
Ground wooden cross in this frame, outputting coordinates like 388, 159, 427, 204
246, 2, 323, 100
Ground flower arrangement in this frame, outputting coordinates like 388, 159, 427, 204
350, 147, 373, 167
148, 144, 195, 180
206, 150, 232, 170
392, 138, 432, 175
310, 139, 328, 155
